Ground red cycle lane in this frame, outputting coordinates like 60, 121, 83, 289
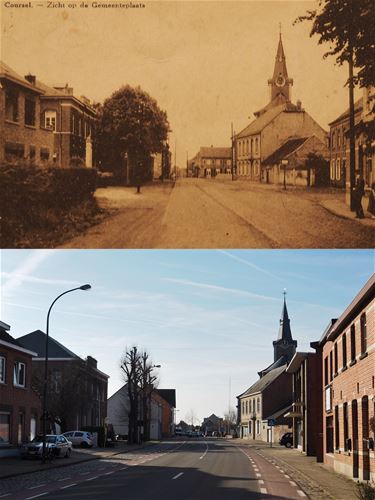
238, 446, 307, 499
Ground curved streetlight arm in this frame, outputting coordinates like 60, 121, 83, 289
42, 284, 91, 463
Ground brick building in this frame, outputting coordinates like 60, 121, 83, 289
0, 61, 97, 167
285, 350, 323, 459
234, 34, 327, 182
17, 330, 108, 432
189, 146, 232, 178
328, 87, 374, 199
0, 62, 54, 164
154, 389, 176, 437
318, 274, 374, 482
0, 321, 41, 455
237, 295, 296, 442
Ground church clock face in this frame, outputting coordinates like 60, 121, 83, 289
276, 75, 285, 87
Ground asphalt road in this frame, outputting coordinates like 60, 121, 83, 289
3, 440, 308, 500
61, 178, 375, 248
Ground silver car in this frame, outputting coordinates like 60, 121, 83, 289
63, 431, 93, 448
21, 434, 72, 458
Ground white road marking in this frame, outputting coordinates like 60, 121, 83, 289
260, 487, 268, 494
284, 474, 290, 479
290, 481, 297, 486
256, 473, 261, 477
58, 477, 70, 481
61, 483, 77, 489
25, 494, 47, 500
258, 479, 265, 484
86, 476, 98, 481
28, 485, 46, 490
172, 472, 184, 480
0, 495, 11, 499
297, 491, 307, 497
104, 471, 115, 475
199, 441, 209, 460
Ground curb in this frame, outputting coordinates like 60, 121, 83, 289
0, 442, 159, 481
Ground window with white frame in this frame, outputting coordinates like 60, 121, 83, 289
45, 110, 57, 131
330, 159, 335, 180
0, 413, 10, 444
336, 159, 340, 180
0, 356, 5, 383
13, 361, 26, 387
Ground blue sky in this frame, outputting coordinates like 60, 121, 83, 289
1, 249, 374, 424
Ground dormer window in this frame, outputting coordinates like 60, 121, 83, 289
45, 110, 57, 131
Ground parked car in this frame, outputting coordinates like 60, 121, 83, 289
21, 434, 72, 458
279, 432, 293, 448
63, 431, 93, 448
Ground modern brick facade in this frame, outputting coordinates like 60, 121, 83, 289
320, 275, 374, 482
17, 330, 108, 433
0, 321, 42, 454
286, 351, 323, 460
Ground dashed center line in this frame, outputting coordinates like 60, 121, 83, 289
25, 494, 47, 500
172, 472, 184, 480
260, 487, 268, 494
28, 485, 46, 490
61, 483, 77, 489
297, 490, 307, 497
290, 481, 297, 486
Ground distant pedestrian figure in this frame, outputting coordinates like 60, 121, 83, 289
367, 182, 375, 218
354, 177, 365, 219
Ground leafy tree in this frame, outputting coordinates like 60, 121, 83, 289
305, 153, 330, 187
295, 0, 375, 208
97, 86, 169, 187
223, 407, 237, 435
295, 0, 375, 87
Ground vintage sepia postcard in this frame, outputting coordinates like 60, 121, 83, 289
1, 0, 374, 248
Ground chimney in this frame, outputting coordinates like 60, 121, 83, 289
86, 356, 97, 369
53, 84, 74, 95
25, 74, 36, 86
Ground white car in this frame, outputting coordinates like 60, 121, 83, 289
63, 431, 93, 448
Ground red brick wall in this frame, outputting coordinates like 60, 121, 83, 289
322, 298, 374, 481
0, 344, 42, 447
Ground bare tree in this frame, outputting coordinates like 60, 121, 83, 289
120, 346, 159, 444
223, 407, 237, 435
185, 409, 198, 429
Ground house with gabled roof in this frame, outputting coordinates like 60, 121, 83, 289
0, 321, 41, 455
234, 34, 327, 182
17, 330, 108, 433
189, 146, 232, 178
262, 135, 329, 187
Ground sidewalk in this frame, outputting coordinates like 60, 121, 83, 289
0, 441, 159, 480
318, 196, 375, 226
234, 439, 358, 500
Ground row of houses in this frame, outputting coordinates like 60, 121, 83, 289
0, 322, 175, 455
188, 34, 375, 199
0, 60, 171, 183
237, 274, 374, 484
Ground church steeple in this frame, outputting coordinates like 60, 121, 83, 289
272, 290, 297, 364
267, 30, 293, 103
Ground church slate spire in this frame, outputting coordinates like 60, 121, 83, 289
267, 32, 293, 103
277, 293, 293, 341
272, 291, 297, 364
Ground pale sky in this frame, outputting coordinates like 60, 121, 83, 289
1, 0, 359, 166
1, 250, 373, 424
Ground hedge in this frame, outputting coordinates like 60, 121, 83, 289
0, 162, 98, 246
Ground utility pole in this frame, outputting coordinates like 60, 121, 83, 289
231, 123, 236, 181
186, 151, 188, 178
348, 43, 356, 211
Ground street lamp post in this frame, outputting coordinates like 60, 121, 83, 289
281, 159, 289, 190
41, 284, 91, 463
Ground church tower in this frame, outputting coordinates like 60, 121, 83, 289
272, 291, 297, 364
267, 31, 293, 103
